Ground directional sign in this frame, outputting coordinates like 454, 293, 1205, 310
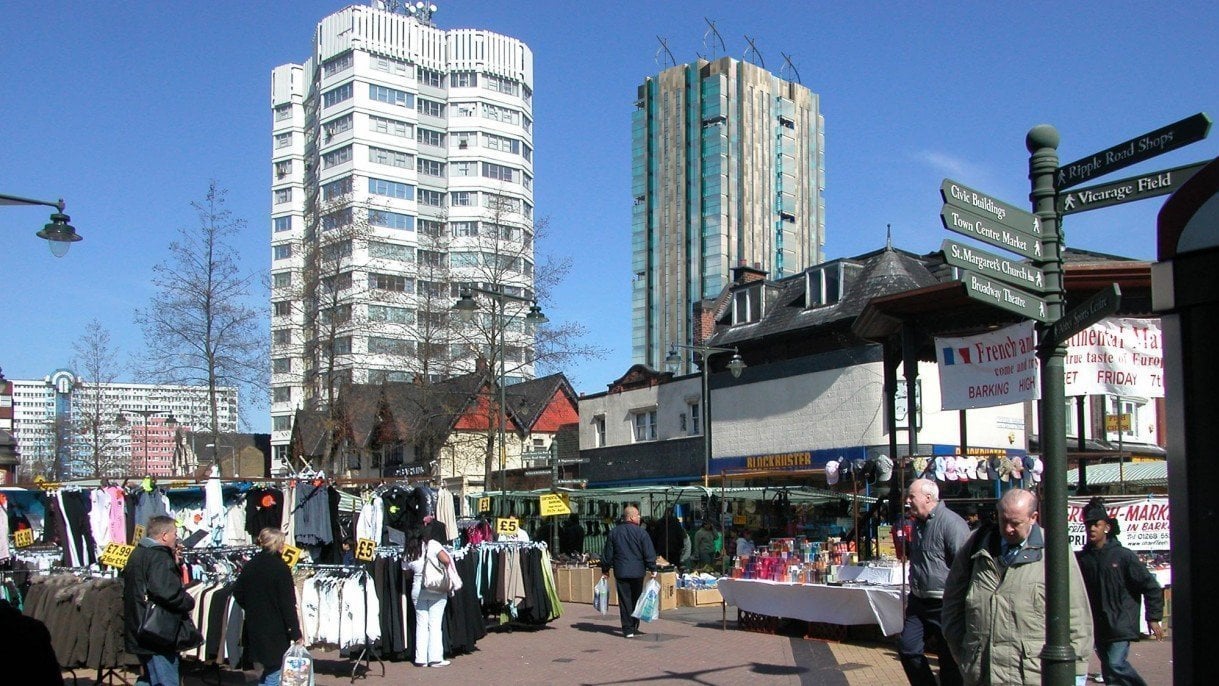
1056, 112, 1212, 190
1058, 161, 1208, 215
942, 239, 1048, 294
1039, 283, 1121, 351
941, 206, 1044, 260
941, 179, 1042, 236
961, 271, 1053, 323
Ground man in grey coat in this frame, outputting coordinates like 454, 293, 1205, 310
898, 478, 970, 686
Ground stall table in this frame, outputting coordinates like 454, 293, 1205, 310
717, 578, 904, 637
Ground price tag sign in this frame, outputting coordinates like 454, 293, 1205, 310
539, 493, 571, 517
496, 517, 519, 535
132, 524, 146, 543
167, 481, 189, 489
100, 543, 135, 569
13, 528, 35, 548
733, 515, 747, 526
280, 544, 302, 568
355, 538, 377, 562
477, 497, 491, 513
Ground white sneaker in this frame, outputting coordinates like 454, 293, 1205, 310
431, 660, 451, 667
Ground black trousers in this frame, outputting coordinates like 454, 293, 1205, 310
897, 594, 962, 686
615, 576, 644, 634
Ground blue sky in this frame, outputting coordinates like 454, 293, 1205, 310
2, 1, 1216, 432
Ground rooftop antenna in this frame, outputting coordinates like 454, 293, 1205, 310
780, 52, 802, 84
655, 36, 677, 69
703, 19, 726, 60
743, 35, 766, 70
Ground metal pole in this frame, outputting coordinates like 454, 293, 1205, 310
498, 297, 508, 512
1028, 124, 1073, 686
703, 356, 712, 489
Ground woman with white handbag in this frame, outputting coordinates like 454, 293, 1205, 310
404, 527, 453, 667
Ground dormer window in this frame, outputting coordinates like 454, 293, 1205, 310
733, 284, 764, 324
805, 262, 864, 308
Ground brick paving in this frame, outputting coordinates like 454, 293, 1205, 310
63, 603, 1173, 685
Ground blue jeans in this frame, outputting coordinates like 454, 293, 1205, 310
260, 667, 282, 686
136, 653, 180, 686
1098, 641, 1147, 686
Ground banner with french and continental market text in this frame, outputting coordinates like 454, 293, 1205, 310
1063, 317, 1164, 398
935, 321, 1039, 410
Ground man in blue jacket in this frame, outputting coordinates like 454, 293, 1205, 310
1076, 498, 1164, 686
601, 505, 657, 638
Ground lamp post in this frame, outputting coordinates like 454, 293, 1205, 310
452, 286, 547, 507
116, 409, 179, 476
666, 343, 746, 488
0, 193, 83, 257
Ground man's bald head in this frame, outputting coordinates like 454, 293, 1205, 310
624, 506, 640, 523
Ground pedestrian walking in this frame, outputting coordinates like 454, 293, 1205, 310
1076, 498, 1164, 686
942, 489, 1093, 685
898, 478, 970, 686
600, 505, 657, 638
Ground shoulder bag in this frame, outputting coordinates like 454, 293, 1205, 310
137, 596, 204, 652
421, 552, 452, 594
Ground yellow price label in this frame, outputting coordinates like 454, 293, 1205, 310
100, 543, 136, 569
539, 493, 571, 517
167, 480, 189, 489
733, 514, 747, 525
496, 517, 519, 535
477, 497, 491, 513
281, 544, 302, 568
132, 524, 146, 543
14, 528, 35, 548
355, 538, 377, 562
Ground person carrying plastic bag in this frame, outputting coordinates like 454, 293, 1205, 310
600, 505, 657, 638
630, 578, 661, 623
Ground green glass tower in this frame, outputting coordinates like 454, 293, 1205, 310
631, 57, 825, 372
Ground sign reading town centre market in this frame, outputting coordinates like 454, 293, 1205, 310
1056, 112, 1212, 190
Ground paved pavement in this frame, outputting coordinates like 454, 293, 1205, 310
64, 603, 1173, 685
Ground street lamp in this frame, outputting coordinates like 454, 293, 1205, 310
452, 286, 547, 504
116, 409, 179, 476
0, 193, 83, 257
666, 343, 746, 488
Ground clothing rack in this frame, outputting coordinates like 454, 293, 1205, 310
297, 563, 385, 682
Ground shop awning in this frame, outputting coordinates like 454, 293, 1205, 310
1067, 461, 1167, 487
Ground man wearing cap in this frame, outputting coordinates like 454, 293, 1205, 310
898, 478, 970, 686
943, 489, 1093, 685
1076, 498, 1163, 686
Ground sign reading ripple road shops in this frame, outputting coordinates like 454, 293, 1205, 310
1056, 112, 1212, 190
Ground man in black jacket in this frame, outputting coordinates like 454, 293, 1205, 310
601, 505, 657, 638
123, 515, 196, 686
1076, 498, 1164, 686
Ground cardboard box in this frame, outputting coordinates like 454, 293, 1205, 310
568, 566, 598, 604
658, 571, 677, 611
552, 566, 572, 603
677, 588, 698, 607
693, 588, 723, 606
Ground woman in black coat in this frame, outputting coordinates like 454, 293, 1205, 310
234, 527, 303, 685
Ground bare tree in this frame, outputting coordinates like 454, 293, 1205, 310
70, 319, 129, 477
448, 194, 606, 485
135, 181, 265, 460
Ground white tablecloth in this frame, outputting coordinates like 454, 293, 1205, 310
834, 564, 906, 585
717, 578, 904, 635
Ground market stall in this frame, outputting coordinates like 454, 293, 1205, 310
718, 578, 903, 636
